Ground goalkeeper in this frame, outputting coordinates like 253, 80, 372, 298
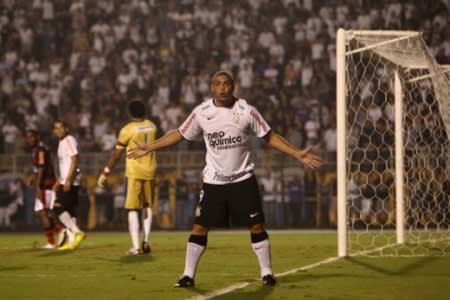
97, 99, 158, 255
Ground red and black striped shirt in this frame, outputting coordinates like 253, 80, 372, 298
32, 141, 56, 189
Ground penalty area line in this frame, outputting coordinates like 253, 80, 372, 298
185, 256, 340, 300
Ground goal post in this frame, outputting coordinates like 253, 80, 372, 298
336, 29, 450, 257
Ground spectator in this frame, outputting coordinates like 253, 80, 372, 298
2, 118, 20, 154
100, 127, 117, 152
260, 169, 277, 228
322, 123, 337, 162
0, 0, 447, 159
287, 174, 305, 226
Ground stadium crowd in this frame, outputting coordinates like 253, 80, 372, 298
1, 0, 449, 153
0, 0, 449, 229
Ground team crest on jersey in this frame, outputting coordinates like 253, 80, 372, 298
233, 111, 243, 124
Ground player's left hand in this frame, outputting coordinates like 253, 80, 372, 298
294, 146, 323, 169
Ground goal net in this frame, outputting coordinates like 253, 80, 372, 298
336, 30, 450, 256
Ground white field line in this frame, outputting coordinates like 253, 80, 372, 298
185, 235, 450, 300
185, 256, 340, 300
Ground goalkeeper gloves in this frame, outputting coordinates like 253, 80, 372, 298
97, 166, 110, 189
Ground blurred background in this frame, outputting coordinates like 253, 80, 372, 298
0, 0, 448, 231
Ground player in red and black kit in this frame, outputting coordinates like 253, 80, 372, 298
26, 129, 66, 249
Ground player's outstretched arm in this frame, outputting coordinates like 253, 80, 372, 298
264, 131, 323, 169
127, 129, 184, 159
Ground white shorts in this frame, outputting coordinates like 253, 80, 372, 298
34, 190, 56, 212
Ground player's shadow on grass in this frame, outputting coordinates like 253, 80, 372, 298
345, 256, 438, 275
0, 265, 28, 272
93, 254, 155, 264
17, 248, 51, 254
118, 254, 154, 263
38, 250, 78, 257
36, 244, 113, 257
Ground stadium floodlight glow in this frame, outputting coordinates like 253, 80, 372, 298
336, 29, 450, 257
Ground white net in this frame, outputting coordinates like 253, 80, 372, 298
343, 31, 450, 256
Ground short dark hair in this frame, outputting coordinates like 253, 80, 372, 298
54, 119, 66, 127
211, 70, 234, 83
128, 100, 146, 118
26, 129, 39, 137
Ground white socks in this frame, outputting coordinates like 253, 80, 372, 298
142, 207, 152, 243
59, 212, 80, 235
128, 210, 140, 250
252, 239, 273, 277
183, 242, 206, 278
128, 208, 152, 249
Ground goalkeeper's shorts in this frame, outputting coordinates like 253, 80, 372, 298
124, 177, 155, 210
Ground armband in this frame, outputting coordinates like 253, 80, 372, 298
102, 166, 110, 176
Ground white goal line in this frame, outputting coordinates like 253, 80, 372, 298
184, 235, 450, 300
184, 256, 341, 300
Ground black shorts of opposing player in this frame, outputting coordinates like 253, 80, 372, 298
194, 175, 265, 228
54, 185, 80, 217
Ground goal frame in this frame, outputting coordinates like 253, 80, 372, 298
336, 29, 449, 257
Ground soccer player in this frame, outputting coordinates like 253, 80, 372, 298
52, 120, 86, 250
128, 71, 323, 287
25, 129, 66, 249
97, 100, 157, 255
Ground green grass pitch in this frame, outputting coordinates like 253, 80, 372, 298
0, 231, 449, 300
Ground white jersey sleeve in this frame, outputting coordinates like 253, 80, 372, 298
178, 108, 203, 141
65, 135, 79, 156
248, 106, 271, 138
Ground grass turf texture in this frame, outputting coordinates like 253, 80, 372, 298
0, 231, 449, 300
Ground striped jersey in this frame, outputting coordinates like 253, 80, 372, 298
31, 141, 56, 189
179, 98, 271, 185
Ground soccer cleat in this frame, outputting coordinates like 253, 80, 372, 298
56, 229, 67, 247
72, 232, 87, 249
141, 241, 151, 254
41, 243, 56, 249
57, 243, 74, 251
173, 275, 195, 288
262, 274, 277, 286
127, 248, 143, 255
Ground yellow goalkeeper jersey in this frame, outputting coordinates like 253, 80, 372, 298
116, 119, 157, 179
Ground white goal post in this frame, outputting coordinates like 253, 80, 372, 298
336, 29, 450, 257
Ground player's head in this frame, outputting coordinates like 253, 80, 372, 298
53, 120, 68, 140
210, 70, 235, 104
128, 99, 146, 119
25, 129, 40, 147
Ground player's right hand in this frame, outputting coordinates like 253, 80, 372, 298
97, 174, 107, 188
97, 166, 110, 188
294, 146, 323, 169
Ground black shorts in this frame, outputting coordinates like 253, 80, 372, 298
56, 185, 80, 215
194, 175, 265, 228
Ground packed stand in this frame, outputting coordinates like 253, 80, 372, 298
0, 0, 448, 154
